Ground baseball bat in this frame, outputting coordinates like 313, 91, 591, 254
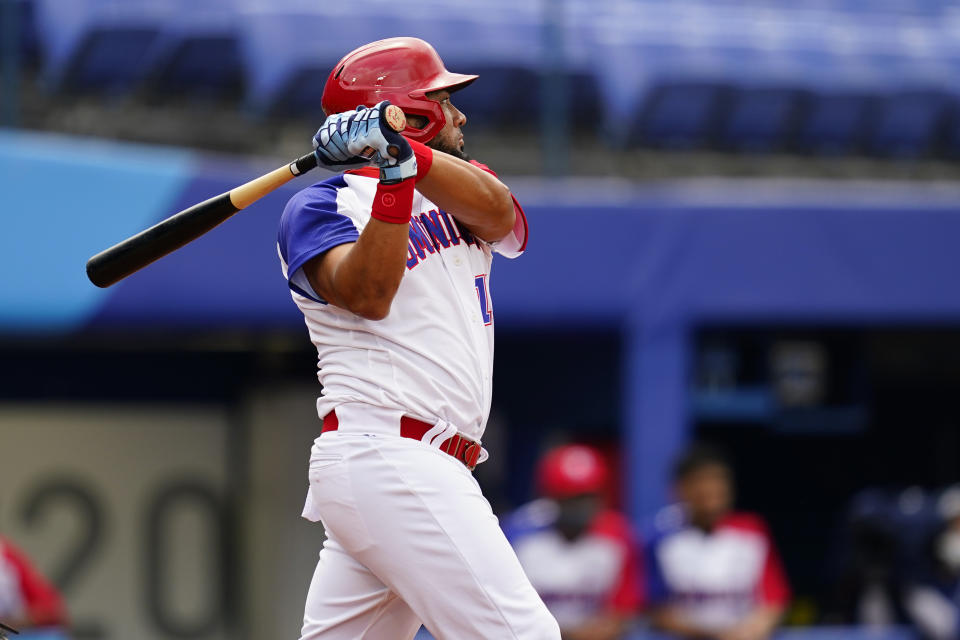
86, 104, 408, 288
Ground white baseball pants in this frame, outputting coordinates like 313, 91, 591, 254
297, 410, 560, 640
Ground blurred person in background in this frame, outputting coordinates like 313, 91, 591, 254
0, 536, 66, 631
903, 486, 960, 640
824, 490, 910, 629
503, 444, 643, 640
645, 444, 789, 640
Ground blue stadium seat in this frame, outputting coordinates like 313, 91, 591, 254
32, 0, 168, 92
7, 0, 39, 64
944, 110, 960, 158
270, 63, 333, 117
632, 83, 727, 149
720, 88, 802, 152
869, 91, 954, 157
568, 70, 602, 126
795, 93, 875, 155
144, 1, 243, 98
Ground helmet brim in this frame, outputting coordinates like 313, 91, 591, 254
417, 72, 479, 97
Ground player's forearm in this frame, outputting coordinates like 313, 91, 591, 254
416, 150, 515, 242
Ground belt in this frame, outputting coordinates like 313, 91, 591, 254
321, 410, 482, 471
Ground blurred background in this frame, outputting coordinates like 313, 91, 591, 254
2, 0, 960, 639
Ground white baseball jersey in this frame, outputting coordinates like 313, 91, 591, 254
277, 165, 527, 443
646, 508, 790, 632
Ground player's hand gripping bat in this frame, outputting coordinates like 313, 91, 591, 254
85, 104, 407, 288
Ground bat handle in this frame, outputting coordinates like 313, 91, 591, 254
290, 152, 318, 176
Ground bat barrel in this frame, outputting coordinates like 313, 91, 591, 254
86, 193, 238, 288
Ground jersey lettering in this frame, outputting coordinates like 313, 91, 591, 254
407, 220, 436, 268
406, 210, 483, 270
475, 274, 492, 325
417, 211, 451, 249
439, 210, 461, 246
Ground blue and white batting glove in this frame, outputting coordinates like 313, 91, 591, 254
312, 109, 372, 172
312, 101, 416, 182
362, 101, 416, 184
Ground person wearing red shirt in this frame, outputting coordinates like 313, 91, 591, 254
0, 536, 67, 631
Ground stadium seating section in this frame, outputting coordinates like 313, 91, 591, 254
13, 0, 960, 156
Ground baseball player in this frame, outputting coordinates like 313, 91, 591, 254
277, 38, 560, 640
503, 445, 644, 640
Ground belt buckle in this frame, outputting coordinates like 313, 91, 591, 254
463, 442, 481, 470
436, 429, 481, 471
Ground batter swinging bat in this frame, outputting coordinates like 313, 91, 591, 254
86, 104, 407, 288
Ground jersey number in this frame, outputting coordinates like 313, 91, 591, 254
474, 274, 492, 325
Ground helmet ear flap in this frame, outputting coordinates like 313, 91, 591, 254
395, 95, 448, 143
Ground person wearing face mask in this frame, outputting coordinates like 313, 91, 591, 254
904, 487, 960, 640
503, 445, 644, 640
644, 444, 790, 640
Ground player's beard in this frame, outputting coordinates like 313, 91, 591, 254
429, 137, 471, 162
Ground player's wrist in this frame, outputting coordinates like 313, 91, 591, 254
371, 179, 415, 224
378, 138, 433, 184
378, 155, 417, 184
409, 139, 433, 180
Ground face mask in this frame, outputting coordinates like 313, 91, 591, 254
937, 530, 960, 571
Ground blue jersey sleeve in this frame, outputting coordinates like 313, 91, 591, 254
278, 176, 359, 303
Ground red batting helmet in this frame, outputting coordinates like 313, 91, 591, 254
536, 445, 609, 499
321, 37, 478, 143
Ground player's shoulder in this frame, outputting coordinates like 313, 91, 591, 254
469, 159, 498, 177
501, 498, 558, 543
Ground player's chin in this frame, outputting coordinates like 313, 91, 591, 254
429, 137, 471, 162
448, 141, 471, 162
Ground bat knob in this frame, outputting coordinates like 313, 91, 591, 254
383, 104, 406, 132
